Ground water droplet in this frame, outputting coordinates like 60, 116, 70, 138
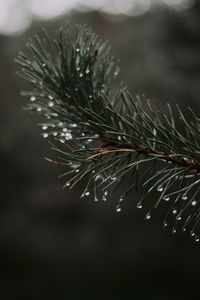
172, 228, 176, 234
104, 190, 108, 196
137, 202, 142, 209
172, 209, 177, 214
95, 175, 101, 181
76, 48, 80, 52
48, 101, 54, 107
145, 212, 151, 220
111, 176, 116, 181
163, 221, 168, 228
42, 133, 48, 138
42, 125, 48, 130
72, 123, 77, 128
192, 200, 197, 206
30, 96, 36, 101
102, 194, 107, 201
79, 73, 83, 78
53, 132, 58, 136
182, 194, 188, 200
85, 191, 90, 196
89, 95, 92, 99
48, 95, 54, 100
182, 227, 186, 232
76, 66, 80, 71
114, 71, 118, 76
190, 231, 195, 237
75, 169, 79, 173
62, 128, 68, 132
66, 182, 70, 186
58, 122, 63, 127
195, 235, 199, 242
94, 196, 98, 202
81, 133, 85, 136
60, 138, 65, 143
65, 133, 72, 140
85, 68, 90, 74
176, 215, 182, 221
157, 185, 163, 192
163, 196, 170, 201
92, 170, 95, 174
116, 205, 121, 212
119, 196, 123, 202
42, 63, 46, 67
37, 107, 42, 112
75, 88, 78, 92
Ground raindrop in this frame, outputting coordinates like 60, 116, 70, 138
76, 48, 80, 52
72, 123, 77, 128
172, 228, 176, 234
92, 170, 95, 174
66, 182, 70, 187
58, 122, 63, 127
42, 125, 48, 130
157, 185, 163, 192
48, 101, 54, 107
190, 231, 195, 237
85, 191, 90, 196
76, 66, 80, 71
48, 95, 54, 100
163, 196, 170, 201
192, 200, 197, 206
163, 221, 168, 228
89, 95, 92, 99
81, 133, 85, 136
116, 205, 121, 212
42, 63, 46, 67
30, 96, 36, 101
104, 191, 108, 196
182, 227, 186, 232
102, 195, 107, 201
37, 107, 42, 112
145, 212, 151, 220
111, 176, 116, 181
53, 132, 58, 136
85, 68, 90, 74
42, 133, 48, 138
119, 196, 123, 202
75, 169, 79, 173
195, 235, 200, 242
65, 133, 72, 140
172, 209, 177, 215
95, 175, 101, 181
176, 215, 182, 221
79, 73, 83, 78
137, 202, 142, 209
94, 196, 98, 202
62, 128, 68, 132
182, 194, 187, 200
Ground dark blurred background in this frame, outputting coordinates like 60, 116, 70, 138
0, 0, 200, 299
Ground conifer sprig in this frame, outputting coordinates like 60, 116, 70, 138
16, 24, 200, 241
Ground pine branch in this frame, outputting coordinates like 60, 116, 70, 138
16, 24, 200, 241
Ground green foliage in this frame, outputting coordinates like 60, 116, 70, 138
16, 24, 200, 241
